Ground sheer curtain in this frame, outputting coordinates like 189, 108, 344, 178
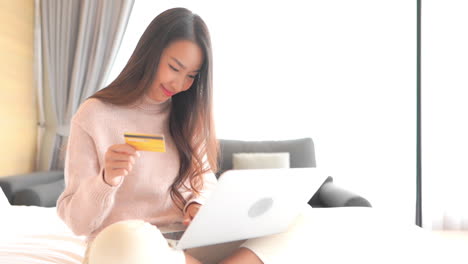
422, 0, 468, 230
108, 0, 416, 223
35, 0, 134, 170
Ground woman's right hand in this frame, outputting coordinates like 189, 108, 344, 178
103, 144, 140, 186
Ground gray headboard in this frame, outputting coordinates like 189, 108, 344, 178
216, 138, 316, 177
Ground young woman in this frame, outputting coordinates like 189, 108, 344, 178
57, 7, 311, 264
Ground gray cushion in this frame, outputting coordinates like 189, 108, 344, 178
318, 181, 372, 207
0, 171, 64, 204
13, 179, 65, 207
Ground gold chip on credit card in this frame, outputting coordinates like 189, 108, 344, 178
124, 133, 166, 152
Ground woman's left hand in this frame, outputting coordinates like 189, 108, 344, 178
183, 202, 201, 226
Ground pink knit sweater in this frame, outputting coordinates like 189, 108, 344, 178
56, 95, 217, 241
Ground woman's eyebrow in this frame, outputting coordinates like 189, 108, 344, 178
170, 57, 200, 72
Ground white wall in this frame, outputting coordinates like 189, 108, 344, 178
108, 0, 417, 223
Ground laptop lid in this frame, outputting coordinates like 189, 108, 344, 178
175, 167, 327, 249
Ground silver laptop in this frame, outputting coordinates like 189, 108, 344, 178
162, 168, 327, 250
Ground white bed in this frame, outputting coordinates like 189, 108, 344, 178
0, 206, 86, 264
0, 204, 466, 264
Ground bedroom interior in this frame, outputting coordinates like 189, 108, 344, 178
0, 0, 467, 263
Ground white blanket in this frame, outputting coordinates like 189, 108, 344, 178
0, 205, 465, 264
0, 206, 86, 264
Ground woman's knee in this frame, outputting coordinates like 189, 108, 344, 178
87, 220, 174, 264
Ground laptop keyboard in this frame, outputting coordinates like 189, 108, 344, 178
162, 230, 185, 241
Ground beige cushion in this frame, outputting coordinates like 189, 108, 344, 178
232, 152, 290, 170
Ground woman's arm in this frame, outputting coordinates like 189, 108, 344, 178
56, 120, 120, 237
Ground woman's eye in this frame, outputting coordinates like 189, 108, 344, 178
188, 74, 197, 79
169, 64, 179, 72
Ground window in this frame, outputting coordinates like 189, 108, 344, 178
108, 0, 417, 223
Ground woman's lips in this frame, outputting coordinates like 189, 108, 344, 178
161, 85, 174, 97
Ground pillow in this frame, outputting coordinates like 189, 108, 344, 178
0, 186, 10, 208
232, 152, 290, 170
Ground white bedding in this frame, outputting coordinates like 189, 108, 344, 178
0, 206, 86, 264
0, 205, 466, 264
297, 207, 467, 263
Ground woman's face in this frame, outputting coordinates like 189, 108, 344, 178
148, 40, 203, 102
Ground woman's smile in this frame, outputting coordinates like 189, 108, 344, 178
161, 85, 175, 97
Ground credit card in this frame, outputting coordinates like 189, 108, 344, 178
124, 133, 166, 152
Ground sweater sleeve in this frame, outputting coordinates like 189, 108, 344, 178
56, 119, 121, 237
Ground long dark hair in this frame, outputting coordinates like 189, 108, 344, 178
89, 7, 218, 210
